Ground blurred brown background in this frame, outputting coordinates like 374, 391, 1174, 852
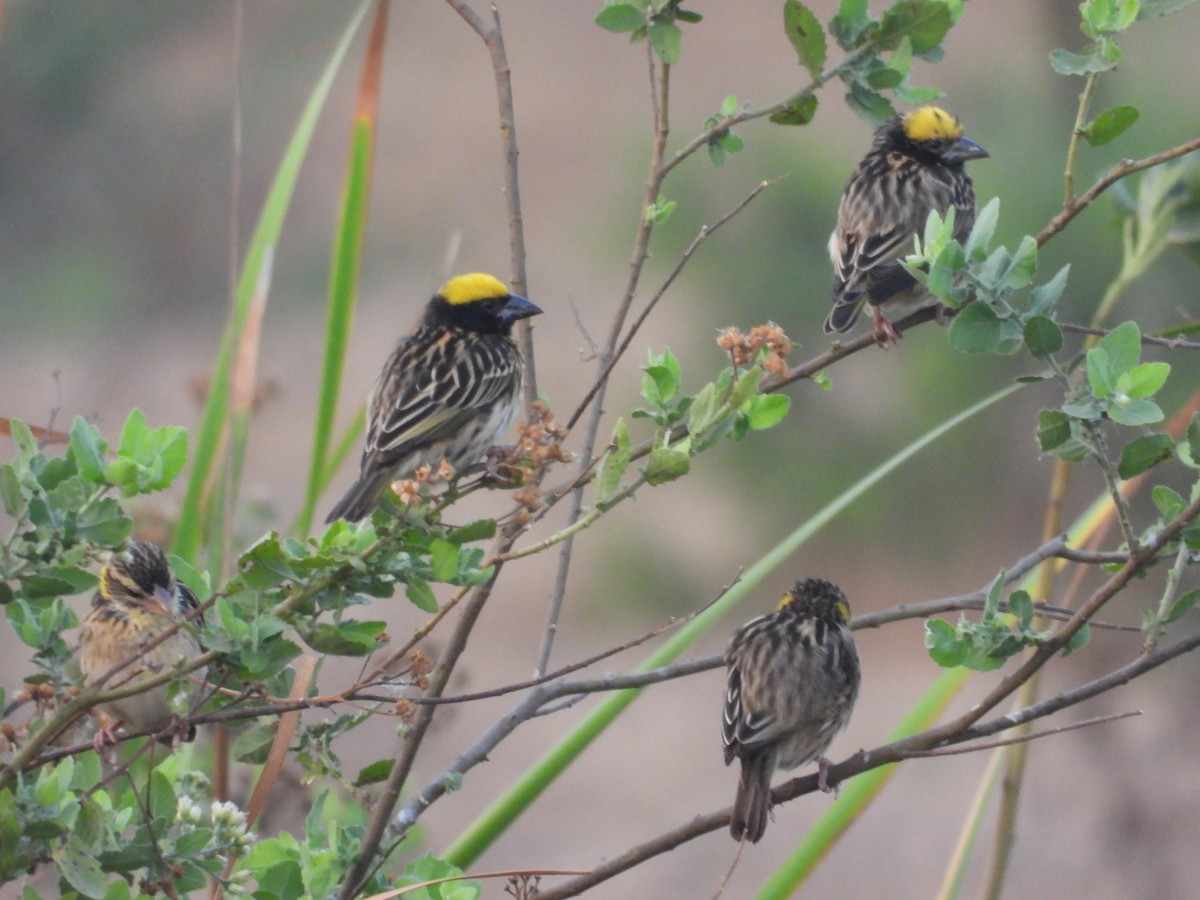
3, 1, 1200, 897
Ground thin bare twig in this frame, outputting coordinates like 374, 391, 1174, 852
535, 48, 671, 680
446, 0, 536, 412
902, 709, 1140, 758
417, 592, 719, 705
1058, 322, 1200, 350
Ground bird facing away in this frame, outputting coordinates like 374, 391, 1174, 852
722, 578, 861, 843
79, 541, 203, 753
326, 273, 543, 523
826, 105, 988, 346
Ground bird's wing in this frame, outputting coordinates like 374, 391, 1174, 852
368, 335, 518, 461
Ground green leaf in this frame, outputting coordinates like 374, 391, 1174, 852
1008, 590, 1034, 630
22, 567, 95, 600
1061, 395, 1105, 423
75, 498, 133, 545
0, 464, 23, 516
948, 302, 1003, 353
1061, 622, 1091, 657
174, 828, 215, 858
1117, 433, 1174, 478
641, 349, 681, 406
54, 835, 107, 899
429, 537, 460, 582
1152, 484, 1186, 520
1107, 396, 1164, 427
1187, 412, 1200, 464
1002, 235, 1038, 290
303, 620, 386, 656
1029, 264, 1071, 315
69, 417, 107, 484
878, 0, 952, 53
1049, 46, 1121, 75
447, 519, 497, 544
1097, 323, 1142, 372
924, 618, 966, 668
596, 418, 631, 504
232, 725, 278, 765
1024, 316, 1063, 359
595, 4, 646, 33
1037, 410, 1091, 461
1080, 104, 1139, 146
688, 383, 721, 436
893, 82, 943, 105
964, 197, 999, 261
769, 92, 819, 126
115, 409, 188, 493
866, 66, 904, 89
782, 1, 828, 78
1166, 588, 1200, 624
1125, 361, 1170, 398
1138, 0, 1200, 17
642, 445, 690, 485
844, 81, 895, 124
1086, 346, 1116, 398
831, 0, 871, 48
406, 577, 438, 613
743, 394, 790, 430
647, 19, 682, 63
354, 759, 394, 787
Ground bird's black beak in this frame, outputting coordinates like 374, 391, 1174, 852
500, 293, 542, 323
946, 136, 989, 164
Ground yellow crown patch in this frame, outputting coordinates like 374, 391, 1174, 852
902, 106, 963, 142
440, 273, 510, 306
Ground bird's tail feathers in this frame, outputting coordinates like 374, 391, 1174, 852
824, 294, 866, 334
730, 752, 774, 843
325, 473, 390, 524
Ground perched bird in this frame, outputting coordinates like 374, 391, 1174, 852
722, 578, 860, 843
79, 541, 204, 754
327, 273, 543, 523
825, 105, 988, 346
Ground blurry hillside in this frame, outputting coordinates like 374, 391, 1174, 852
2, 2, 1200, 897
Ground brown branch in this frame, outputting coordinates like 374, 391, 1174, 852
338, 540, 515, 898
1035, 137, 1200, 247
534, 627, 1200, 900
416, 590, 720, 705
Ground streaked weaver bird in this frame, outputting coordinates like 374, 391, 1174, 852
326, 273, 542, 523
722, 578, 860, 843
826, 105, 988, 346
79, 541, 203, 755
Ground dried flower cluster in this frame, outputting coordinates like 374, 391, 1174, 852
716, 322, 793, 378
391, 459, 459, 506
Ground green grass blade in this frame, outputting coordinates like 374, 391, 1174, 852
298, 3, 387, 537
935, 745, 1005, 900
441, 383, 1023, 868
172, 2, 371, 563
